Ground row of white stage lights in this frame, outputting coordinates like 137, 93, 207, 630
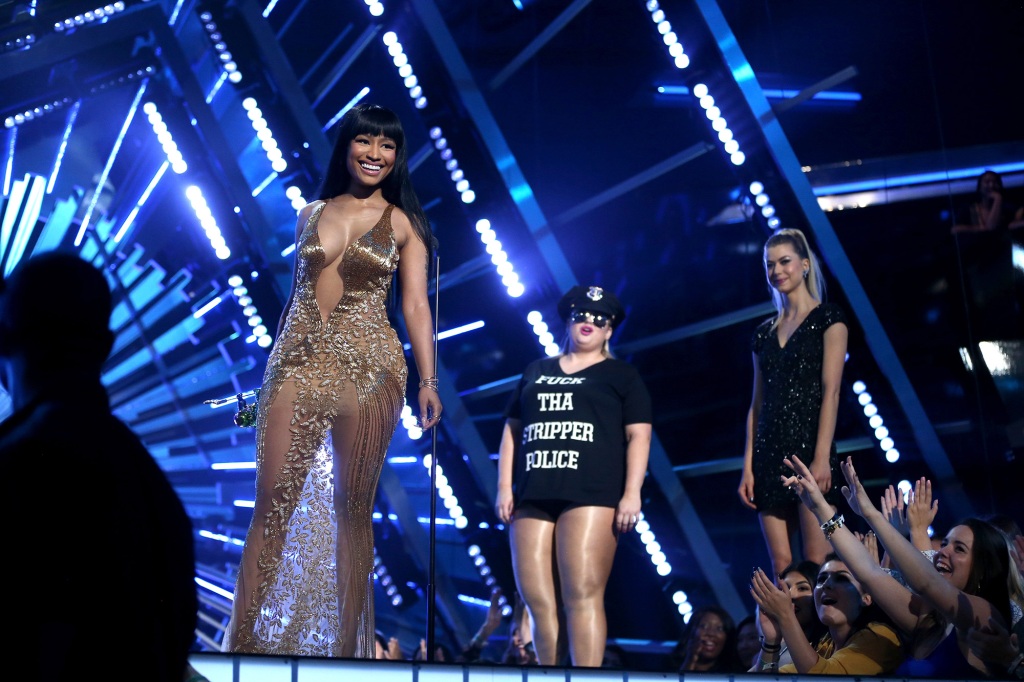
380, 32, 475, 206
645, 0, 690, 70
851, 380, 901, 464
1, 98, 70, 130
198, 11, 243, 87
373, 547, 404, 607
52, 1, 125, 31
748, 181, 781, 230
849, 380, 925, 534
646, 0, 735, 622
382, 32, 427, 110
227, 274, 273, 348
141, 102, 228, 260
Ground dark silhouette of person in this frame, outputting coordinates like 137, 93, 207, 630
952, 170, 1024, 233
0, 251, 197, 681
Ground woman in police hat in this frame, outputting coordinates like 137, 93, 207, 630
495, 285, 652, 667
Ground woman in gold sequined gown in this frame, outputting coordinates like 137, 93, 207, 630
223, 104, 442, 657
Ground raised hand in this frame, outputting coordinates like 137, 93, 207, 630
483, 587, 504, 633
781, 456, 831, 519
906, 477, 938, 534
881, 484, 910, 538
860, 530, 880, 566
839, 456, 879, 520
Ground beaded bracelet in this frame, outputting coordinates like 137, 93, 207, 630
419, 376, 439, 391
820, 513, 846, 540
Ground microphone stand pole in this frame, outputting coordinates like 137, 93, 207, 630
426, 255, 440, 662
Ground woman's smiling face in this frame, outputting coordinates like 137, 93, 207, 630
933, 524, 975, 592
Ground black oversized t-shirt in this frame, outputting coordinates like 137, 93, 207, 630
504, 356, 652, 508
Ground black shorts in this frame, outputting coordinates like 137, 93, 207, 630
516, 499, 588, 520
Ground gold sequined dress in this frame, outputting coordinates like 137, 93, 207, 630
224, 201, 407, 657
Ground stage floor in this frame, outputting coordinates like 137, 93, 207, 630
187, 652, 976, 682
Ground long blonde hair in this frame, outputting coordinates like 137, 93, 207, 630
764, 228, 825, 330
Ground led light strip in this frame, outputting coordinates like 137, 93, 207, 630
242, 97, 287, 173
644, 1, 691, 70
52, 2, 125, 31
185, 185, 231, 260
430, 126, 475, 204
475, 219, 524, 298
382, 32, 427, 110
851, 380, 900, 463
228, 274, 272, 347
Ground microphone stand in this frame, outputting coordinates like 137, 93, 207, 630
426, 255, 440, 662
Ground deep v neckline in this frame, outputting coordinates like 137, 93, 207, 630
310, 201, 388, 261
308, 201, 391, 327
776, 304, 820, 350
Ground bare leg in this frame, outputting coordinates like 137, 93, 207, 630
225, 380, 307, 651
331, 375, 402, 658
555, 506, 617, 667
758, 510, 794, 579
799, 500, 835, 566
510, 511, 559, 665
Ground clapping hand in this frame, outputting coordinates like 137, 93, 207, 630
750, 567, 794, 626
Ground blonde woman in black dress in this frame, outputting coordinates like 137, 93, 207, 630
738, 228, 848, 579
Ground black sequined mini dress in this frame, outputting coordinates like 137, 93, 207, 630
751, 302, 847, 512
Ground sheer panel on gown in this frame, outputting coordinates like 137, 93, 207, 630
223, 202, 406, 657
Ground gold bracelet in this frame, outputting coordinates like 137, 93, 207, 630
419, 376, 439, 391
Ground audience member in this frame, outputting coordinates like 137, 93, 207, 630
673, 605, 743, 672
0, 251, 197, 681
752, 553, 904, 674
375, 630, 402, 660
456, 587, 507, 662
502, 595, 539, 665
750, 560, 826, 673
787, 454, 1014, 677
735, 615, 761, 670
952, 170, 1024, 233
414, 639, 454, 662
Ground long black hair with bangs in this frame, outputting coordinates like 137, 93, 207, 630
317, 103, 437, 267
